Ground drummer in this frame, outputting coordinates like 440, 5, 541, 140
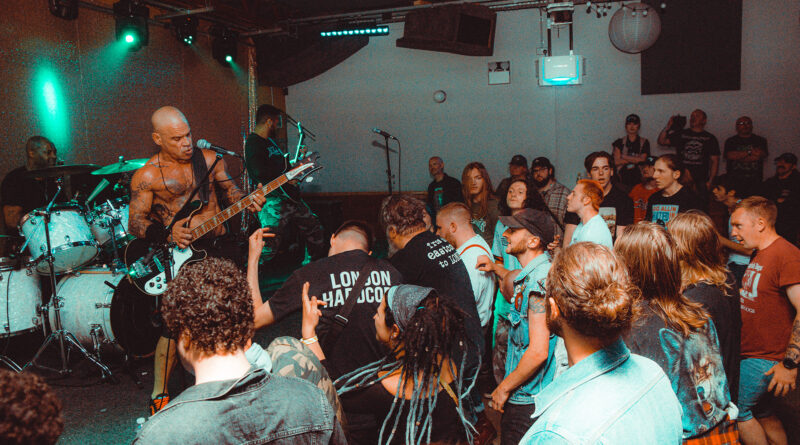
1, 136, 59, 238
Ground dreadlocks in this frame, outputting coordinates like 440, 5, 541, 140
335, 292, 477, 445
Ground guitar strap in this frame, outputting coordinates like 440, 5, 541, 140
191, 148, 211, 204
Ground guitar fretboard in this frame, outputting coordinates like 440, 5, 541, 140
190, 173, 289, 240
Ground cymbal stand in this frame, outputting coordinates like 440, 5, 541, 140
23, 183, 114, 380
105, 200, 125, 273
0, 355, 21, 372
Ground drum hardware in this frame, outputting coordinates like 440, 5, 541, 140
91, 156, 148, 176
1, 258, 42, 372
22, 182, 115, 381
19, 203, 99, 275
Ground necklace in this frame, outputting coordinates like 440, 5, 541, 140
157, 152, 194, 196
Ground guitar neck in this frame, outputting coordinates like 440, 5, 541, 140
190, 174, 288, 240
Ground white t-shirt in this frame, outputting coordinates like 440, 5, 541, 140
571, 214, 613, 248
458, 234, 497, 328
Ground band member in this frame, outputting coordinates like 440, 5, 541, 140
244, 104, 325, 269
1, 136, 59, 233
128, 106, 264, 414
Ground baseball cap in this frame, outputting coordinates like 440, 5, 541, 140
638, 156, 657, 166
531, 157, 554, 170
775, 153, 798, 165
509, 155, 528, 167
625, 114, 641, 125
498, 208, 554, 247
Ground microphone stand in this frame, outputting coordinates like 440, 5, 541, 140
24, 181, 115, 380
377, 134, 395, 195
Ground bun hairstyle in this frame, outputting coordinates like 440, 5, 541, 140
547, 242, 638, 339
657, 154, 695, 191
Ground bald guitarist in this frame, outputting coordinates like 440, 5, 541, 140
129, 106, 265, 415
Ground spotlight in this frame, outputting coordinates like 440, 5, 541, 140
48, 0, 78, 20
114, 0, 149, 51
172, 16, 197, 46
211, 26, 237, 65
642, 9, 648, 16
319, 25, 390, 38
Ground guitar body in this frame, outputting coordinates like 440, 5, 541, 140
124, 239, 207, 295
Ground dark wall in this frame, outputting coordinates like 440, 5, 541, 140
0, 0, 250, 182
642, 0, 743, 95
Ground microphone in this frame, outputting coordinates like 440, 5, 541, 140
372, 128, 397, 140
196, 139, 242, 157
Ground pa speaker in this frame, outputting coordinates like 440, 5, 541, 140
396, 4, 496, 56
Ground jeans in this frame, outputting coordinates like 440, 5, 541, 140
737, 358, 777, 421
501, 403, 536, 445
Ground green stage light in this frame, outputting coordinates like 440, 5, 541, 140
320, 25, 390, 38
211, 25, 237, 66
124, 33, 135, 43
225, 55, 233, 62
114, 0, 148, 51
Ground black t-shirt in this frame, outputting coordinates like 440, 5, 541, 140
564, 185, 634, 237
427, 174, 462, 215
645, 186, 703, 227
612, 135, 651, 159
760, 170, 800, 245
268, 249, 402, 379
244, 133, 298, 198
668, 129, 720, 184
388, 231, 482, 369
683, 281, 741, 404
723, 134, 768, 183
1, 166, 69, 235
340, 382, 466, 445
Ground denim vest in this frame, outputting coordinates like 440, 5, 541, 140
521, 340, 683, 444
506, 253, 557, 405
134, 367, 346, 445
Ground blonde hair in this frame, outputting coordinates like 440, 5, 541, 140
667, 211, 731, 292
734, 196, 777, 228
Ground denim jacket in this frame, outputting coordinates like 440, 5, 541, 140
506, 253, 557, 405
521, 340, 683, 444
133, 367, 346, 445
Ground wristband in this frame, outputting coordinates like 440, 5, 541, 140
145, 223, 169, 243
301, 335, 318, 346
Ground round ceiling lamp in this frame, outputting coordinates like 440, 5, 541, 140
608, 2, 661, 54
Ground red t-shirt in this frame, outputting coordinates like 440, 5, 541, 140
740, 237, 800, 361
628, 183, 659, 224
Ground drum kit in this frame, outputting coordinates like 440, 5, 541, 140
0, 157, 159, 379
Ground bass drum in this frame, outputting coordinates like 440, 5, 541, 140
0, 258, 42, 337
51, 267, 160, 356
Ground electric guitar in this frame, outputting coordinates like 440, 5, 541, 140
124, 154, 320, 295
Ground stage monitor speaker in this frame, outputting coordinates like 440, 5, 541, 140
396, 4, 496, 56
255, 34, 368, 87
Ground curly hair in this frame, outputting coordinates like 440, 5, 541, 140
667, 211, 731, 292
547, 242, 639, 340
161, 257, 254, 356
615, 222, 709, 337
0, 370, 63, 445
461, 162, 495, 220
380, 194, 428, 236
498, 177, 548, 216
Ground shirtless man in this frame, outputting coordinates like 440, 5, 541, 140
129, 106, 264, 414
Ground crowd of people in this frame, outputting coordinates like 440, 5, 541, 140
1, 108, 799, 445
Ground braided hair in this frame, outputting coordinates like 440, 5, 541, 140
335, 291, 477, 445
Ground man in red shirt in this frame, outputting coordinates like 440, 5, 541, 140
628, 156, 659, 224
731, 196, 800, 445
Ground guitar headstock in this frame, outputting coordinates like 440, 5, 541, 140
286, 153, 321, 182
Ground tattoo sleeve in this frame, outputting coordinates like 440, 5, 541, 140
128, 177, 154, 239
214, 159, 245, 206
786, 317, 800, 363
528, 291, 546, 314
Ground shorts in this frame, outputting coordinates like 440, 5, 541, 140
737, 358, 777, 421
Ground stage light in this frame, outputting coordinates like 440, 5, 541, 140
114, 0, 149, 51
211, 26, 237, 66
172, 16, 197, 46
319, 25, 389, 38
48, 0, 78, 20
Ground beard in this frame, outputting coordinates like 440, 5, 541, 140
545, 302, 563, 337
506, 239, 527, 257
532, 174, 550, 188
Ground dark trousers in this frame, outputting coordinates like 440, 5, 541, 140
258, 194, 326, 264
501, 402, 536, 445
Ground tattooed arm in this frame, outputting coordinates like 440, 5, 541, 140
210, 154, 265, 212
128, 167, 156, 239
490, 291, 551, 412
766, 283, 800, 397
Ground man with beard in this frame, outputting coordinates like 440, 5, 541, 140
658, 109, 720, 197
564, 152, 633, 244
760, 153, 800, 246
521, 242, 682, 444
723, 116, 768, 197
628, 156, 659, 224
530, 157, 569, 239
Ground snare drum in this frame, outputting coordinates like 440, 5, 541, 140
51, 267, 159, 356
88, 199, 132, 249
19, 204, 98, 275
0, 257, 43, 337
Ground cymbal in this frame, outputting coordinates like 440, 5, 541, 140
24, 164, 100, 179
92, 158, 149, 176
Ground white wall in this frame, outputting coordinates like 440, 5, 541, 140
287, 0, 800, 193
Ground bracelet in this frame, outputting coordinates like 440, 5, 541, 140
301, 335, 318, 345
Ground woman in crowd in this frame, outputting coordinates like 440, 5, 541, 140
301, 283, 474, 445
461, 162, 499, 245
612, 113, 651, 188
645, 154, 703, 226
668, 210, 741, 404
615, 223, 739, 443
